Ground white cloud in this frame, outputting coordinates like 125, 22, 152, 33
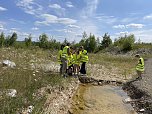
11, 28, 18, 30
32, 27, 39, 30
130, 29, 152, 43
113, 25, 125, 29
49, 4, 62, 9
48, 3, 65, 16
66, 2, 74, 8
9, 19, 25, 24
113, 23, 144, 29
126, 23, 144, 29
95, 15, 117, 24
67, 24, 80, 28
41, 14, 58, 23
120, 17, 136, 23
58, 18, 77, 24
0, 6, 7, 11
35, 13, 77, 25
82, 0, 99, 17
78, 20, 99, 35
143, 14, 152, 20
115, 31, 129, 36
0, 24, 4, 30
35, 21, 49, 26
16, 0, 43, 16
113, 29, 152, 43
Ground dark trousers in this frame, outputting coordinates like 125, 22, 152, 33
80, 62, 86, 74
66, 65, 73, 76
60, 64, 63, 74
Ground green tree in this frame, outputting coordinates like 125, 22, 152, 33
39, 33, 48, 48
9, 32, 17, 46
114, 34, 135, 51
0, 32, 5, 47
25, 34, 32, 47
122, 34, 135, 51
63, 38, 69, 45
78, 31, 88, 48
82, 31, 87, 39
4, 35, 11, 47
88, 34, 96, 52
101, 33, 112, 48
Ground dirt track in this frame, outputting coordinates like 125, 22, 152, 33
123, 58, 152, 114
132, 58, 152, 97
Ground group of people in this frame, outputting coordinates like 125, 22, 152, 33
57, 43, 145, 80
58, 43, 89, 78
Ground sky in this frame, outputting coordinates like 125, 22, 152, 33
0, 0, 152, 43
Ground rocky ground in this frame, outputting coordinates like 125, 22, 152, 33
123, 58, 152, 114
131, 58, 152, 97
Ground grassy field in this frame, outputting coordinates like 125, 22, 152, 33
89, 53, 137, 77
0, 47, 69, 114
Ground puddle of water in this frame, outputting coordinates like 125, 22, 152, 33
71, 84, 136, 114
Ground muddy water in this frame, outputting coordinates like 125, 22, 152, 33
71, 84, 136, 114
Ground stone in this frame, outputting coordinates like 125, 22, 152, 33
2, 60, 16, 68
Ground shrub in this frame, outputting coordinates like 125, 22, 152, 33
114, 34, 135, 52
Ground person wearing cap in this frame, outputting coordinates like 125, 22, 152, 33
58, 44, 65, 74
61, 43, 70, 77
79, 46, 89, 75
135, 54, 144, 80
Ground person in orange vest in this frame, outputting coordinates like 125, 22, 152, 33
57, 44, 64, 74
135, 54, 144, 80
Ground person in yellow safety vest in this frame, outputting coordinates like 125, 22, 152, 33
73, 48, 81, 76
79, 46, 89, 75
61, 43, 70, 77
58, 44, 65, 74
67, 50, 74, 76
135, 54, 144, 80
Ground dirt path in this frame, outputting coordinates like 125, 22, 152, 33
123, 58, 152, 113
132, 58, 152, 97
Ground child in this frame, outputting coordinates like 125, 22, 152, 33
73, 48, 81, 77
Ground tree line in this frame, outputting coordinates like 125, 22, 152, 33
0, 31, 151, 52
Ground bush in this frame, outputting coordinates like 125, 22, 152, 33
114, 34, 135, 52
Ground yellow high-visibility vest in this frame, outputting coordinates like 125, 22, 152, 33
80, 50, 89, 63
73, 53, 81, 65
136, 57, 144, 72
57, 50, 62, 64
61, 46, 69, 59
68, 54, 74, 66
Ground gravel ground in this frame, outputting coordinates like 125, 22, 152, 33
132, 58, 152, 97
123, 58, 152, 113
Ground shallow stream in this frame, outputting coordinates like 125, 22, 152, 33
71, 84, 137, 114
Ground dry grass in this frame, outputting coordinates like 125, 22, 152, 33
0, 47, 67, 114
0, 47, 149, 113
88, 53, 137, 78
